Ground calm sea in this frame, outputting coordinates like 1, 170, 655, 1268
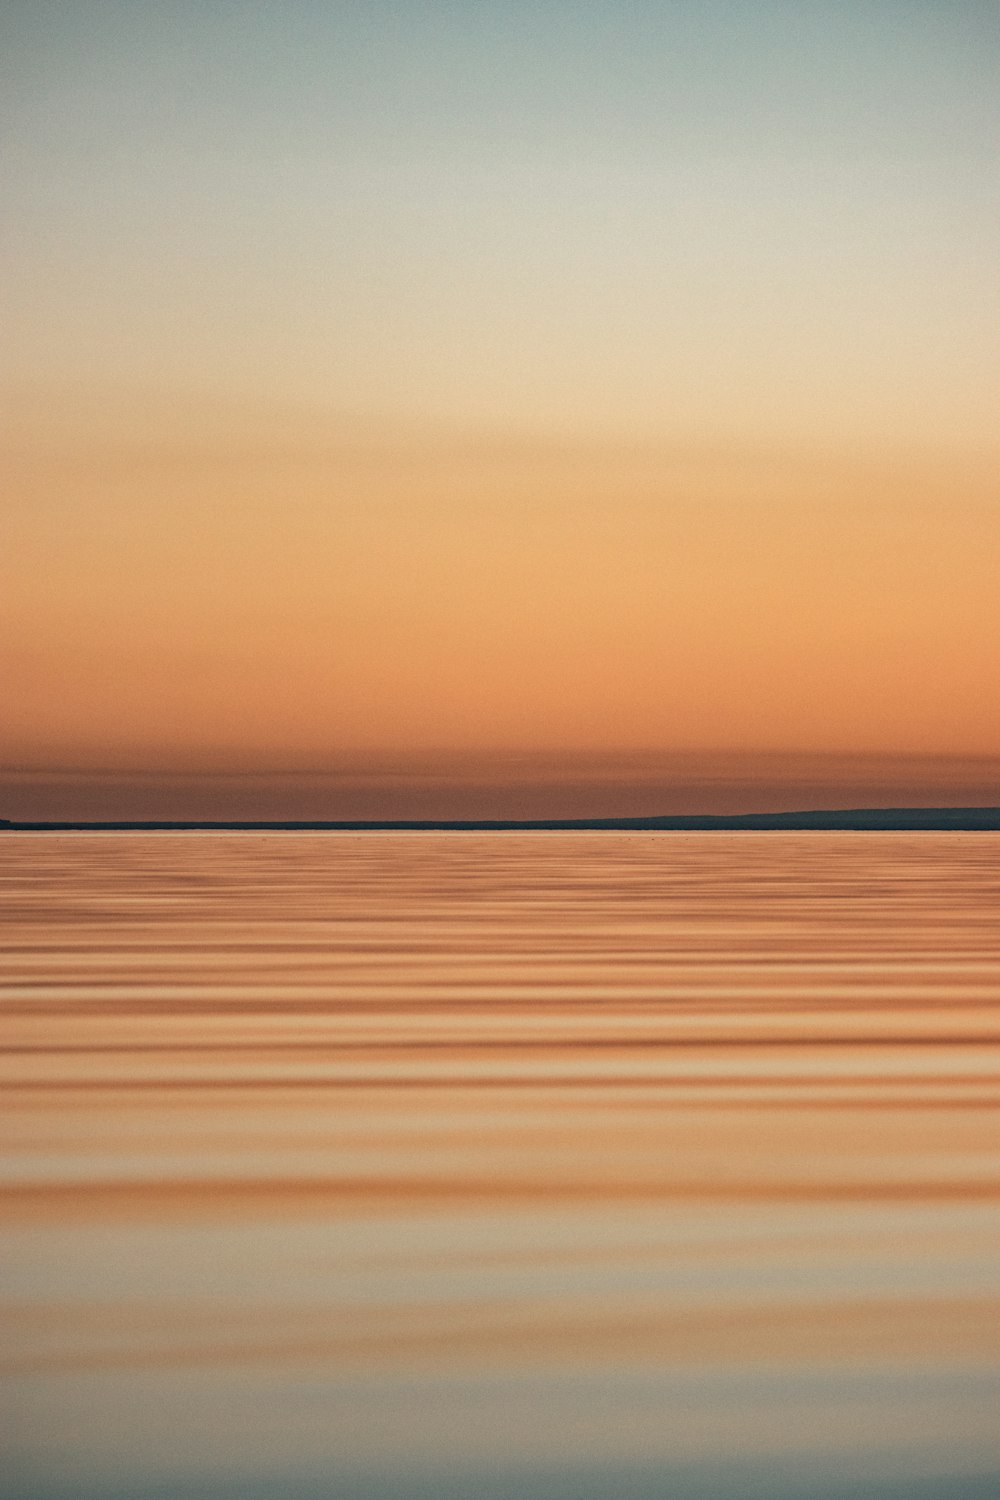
2, 833, 998, 1500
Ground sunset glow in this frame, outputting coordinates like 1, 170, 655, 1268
4, 1, 997, 816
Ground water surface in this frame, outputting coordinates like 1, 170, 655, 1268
2, 833, 998, 1499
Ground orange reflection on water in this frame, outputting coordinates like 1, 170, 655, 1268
1, 833, 999, 1497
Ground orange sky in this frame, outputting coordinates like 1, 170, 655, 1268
5, 397, 999, 758
3, 394, 999, 818
3, 4, 997, 817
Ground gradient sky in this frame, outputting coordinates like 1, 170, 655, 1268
3, 2, 998, 816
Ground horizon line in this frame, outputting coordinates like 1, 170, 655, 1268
4, 805, 1000, 833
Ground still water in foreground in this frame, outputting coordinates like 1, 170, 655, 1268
1, 833, 998, 1500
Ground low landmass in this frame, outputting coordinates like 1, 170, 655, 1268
2, 807, 999, 831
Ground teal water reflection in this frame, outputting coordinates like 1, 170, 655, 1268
2, 834, 998, 1499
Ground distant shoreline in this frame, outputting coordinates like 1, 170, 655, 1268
3, 808, 999, 832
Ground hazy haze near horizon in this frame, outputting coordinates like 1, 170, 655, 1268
4, 751, 1000, 824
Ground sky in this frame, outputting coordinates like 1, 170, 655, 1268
2, 1, 998, 818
